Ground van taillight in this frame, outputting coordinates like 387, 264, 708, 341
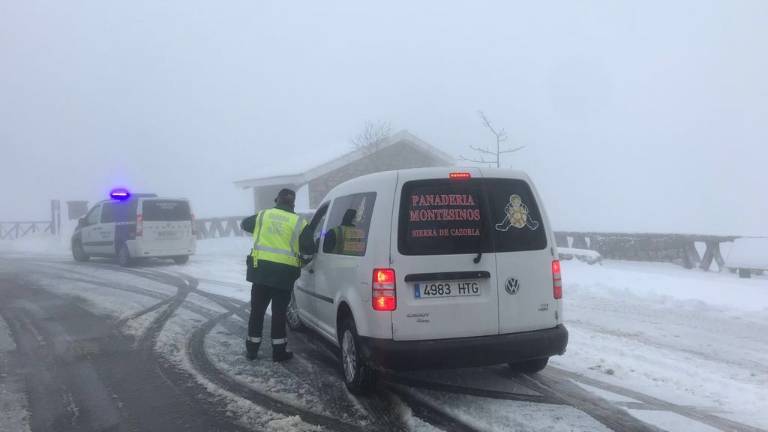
552, 260, 562, 299
372, 268, 396, 311
136, 214, 143, 237
191, 213, 197, 236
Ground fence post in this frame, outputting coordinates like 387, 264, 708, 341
50, 200, 61, 236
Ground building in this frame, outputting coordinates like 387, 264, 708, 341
234, 130, 454, 210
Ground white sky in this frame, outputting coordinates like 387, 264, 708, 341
1, 1, 766, 235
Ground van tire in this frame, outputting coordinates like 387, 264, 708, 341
117, 244, 133, 267
172, 255, 190, 265
508, 357, 549, 374
72, 239, 90, 262
286, 292, 304, 331
339, 317, 377, 394
738, 268, 751, 278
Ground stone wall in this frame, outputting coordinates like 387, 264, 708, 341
307, 141, 448, 207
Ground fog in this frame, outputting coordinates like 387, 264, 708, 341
1, 1, 766, 235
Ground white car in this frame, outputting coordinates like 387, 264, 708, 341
289, 167, 568, 393
72, 193, 196, 266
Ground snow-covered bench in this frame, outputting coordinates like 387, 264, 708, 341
558, 247, 602, 265
725, 237, 768, 278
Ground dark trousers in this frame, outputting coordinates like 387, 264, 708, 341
248, 283, 291, 344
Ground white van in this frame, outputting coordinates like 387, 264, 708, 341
289, 167, 568, 393
72, 194, 196, 266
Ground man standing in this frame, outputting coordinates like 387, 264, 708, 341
240, 189, 307, 362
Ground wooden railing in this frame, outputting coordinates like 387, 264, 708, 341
555, 232, 738, 272
0, 221, 54, 240
194, 216, 250, 240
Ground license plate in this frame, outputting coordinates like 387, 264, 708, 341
415, 281, 481, 299
158, 230, 180, 239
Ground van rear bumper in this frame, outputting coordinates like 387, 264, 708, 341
126, 240, 196, 258
357, 325, 568, 371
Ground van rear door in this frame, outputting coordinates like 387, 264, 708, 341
139, 199, 193, 247
391, 168, 500, 341
479, 175, 558, 334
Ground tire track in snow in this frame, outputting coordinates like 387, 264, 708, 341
188, 286, 411, 432
546, 367, 766, 432
498, 369, 662, 432
200, 276, 472, 432
187, 309, 367, 432
98, 267, 389, 431
383, 372, 558, 404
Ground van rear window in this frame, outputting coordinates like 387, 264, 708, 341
142, 200, 191, 221
398, 179, 547, 255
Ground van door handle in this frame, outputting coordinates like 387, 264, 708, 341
308, 269, 314, 274
405, 271, 491, 282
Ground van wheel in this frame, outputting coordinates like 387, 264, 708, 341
508, 357, 549, 374
72, 240, 90, 262
738, 268, 751, 279
117, 244, 133, 267
339, 317, 377, 394
286, 292, 304, 331
172, 255, 189, 265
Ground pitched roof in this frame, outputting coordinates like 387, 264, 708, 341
234, 130, 454, 189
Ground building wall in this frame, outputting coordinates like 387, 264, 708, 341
253, 183, 301, 212
307, 141, 449, 207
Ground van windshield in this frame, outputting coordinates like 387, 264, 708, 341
398, 178, 547, 255
142, 200, 192, 221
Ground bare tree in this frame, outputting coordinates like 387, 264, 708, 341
351, 120, 392, 154
460, 111, 525, 167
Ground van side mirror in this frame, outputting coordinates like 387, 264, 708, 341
78, 217, 87, 228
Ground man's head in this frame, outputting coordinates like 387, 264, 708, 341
275, 188, 296, 210
341, 209, 357, 226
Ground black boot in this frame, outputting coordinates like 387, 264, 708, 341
272, 344, 293, 362
245, 340, 260, 361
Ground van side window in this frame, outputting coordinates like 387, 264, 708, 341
322, 192, 377, 257
101, 203, 115, 223
85, 205, 101, 225
142, 200, 191, 221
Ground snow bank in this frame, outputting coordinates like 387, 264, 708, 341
0, 233, 69, 256
563, 259, 768, 313
195, 236, 253, 258
558, 247, 602, 264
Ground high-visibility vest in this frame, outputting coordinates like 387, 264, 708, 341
251, 208, 307, 268
332, 225, 366, 255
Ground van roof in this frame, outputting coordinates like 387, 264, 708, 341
323, 167, 534, 203
333, 167, 532, 189
139, 196, 189, 201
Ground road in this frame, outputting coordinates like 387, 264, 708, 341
0, 254, 764, 432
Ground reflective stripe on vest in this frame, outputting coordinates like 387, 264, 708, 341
251, 208, 307, 268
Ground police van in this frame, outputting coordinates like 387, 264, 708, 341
290, 167, 568, 393
71, 192, 196, 266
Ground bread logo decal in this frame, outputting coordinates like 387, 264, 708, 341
495, 195, 539, 231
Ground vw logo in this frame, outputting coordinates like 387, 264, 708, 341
505, 278, 520, 295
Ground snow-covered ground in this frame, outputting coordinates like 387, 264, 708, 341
2, 235, 766, 431
555, 260, 768, 430
0, 313, 31, 432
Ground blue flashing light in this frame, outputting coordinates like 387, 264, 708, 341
110, 188, 131, 201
